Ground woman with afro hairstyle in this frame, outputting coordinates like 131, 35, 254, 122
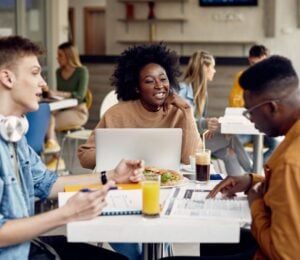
78, 43, 201, 260
78, 43, 201, 169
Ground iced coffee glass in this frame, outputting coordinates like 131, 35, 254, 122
195, 149, 211, 184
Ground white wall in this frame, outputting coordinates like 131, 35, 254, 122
106, 0, 265, 56
69, 0, 106, 54
264, 0, 300, 66
47, 0, 69, 87
70, 0, 300, 72
106, 0, 300, 72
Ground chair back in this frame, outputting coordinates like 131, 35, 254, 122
25, 103, 51, 155
99, 90, 118, 118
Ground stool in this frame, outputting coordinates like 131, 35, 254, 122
56, 128, 92, 173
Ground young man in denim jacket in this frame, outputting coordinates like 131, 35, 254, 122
0, 36, 143, 259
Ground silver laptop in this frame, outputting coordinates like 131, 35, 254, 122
95, 128, 182, 172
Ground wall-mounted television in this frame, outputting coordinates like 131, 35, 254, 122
199, 0, 258, 7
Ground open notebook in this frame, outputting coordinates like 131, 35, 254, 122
95, 128, 182, 172
59, 189, 142, 216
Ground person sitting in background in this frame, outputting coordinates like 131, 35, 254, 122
78, 43, 201, 260
178, 50, 252, 175
0, 35, 144, 260
161, 55, 300, 260
44, 42, 89, 171
229, 44, 278, 162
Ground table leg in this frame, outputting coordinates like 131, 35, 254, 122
143, 243, 172, 260
143, 243, 155, 260
143, 243, 147, 260
253, 134, 264, 174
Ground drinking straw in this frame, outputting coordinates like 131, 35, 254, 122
202, 130, 209, 150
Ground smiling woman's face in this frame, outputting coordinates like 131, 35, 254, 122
138, 63, 170, 112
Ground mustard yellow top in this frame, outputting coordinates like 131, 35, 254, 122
229, 70, 245, 107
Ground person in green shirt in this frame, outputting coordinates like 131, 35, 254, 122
45, 42, 89, 170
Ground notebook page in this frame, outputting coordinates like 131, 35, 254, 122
58, 190, 142, 216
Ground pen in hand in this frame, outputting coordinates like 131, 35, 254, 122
80, 186, 118, 193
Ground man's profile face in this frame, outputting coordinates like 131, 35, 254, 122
10, 55, 46, 114
243, 90, 278, 137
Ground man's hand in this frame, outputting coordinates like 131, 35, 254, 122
63, 181, 115, 222
248, 182, 265, 206
207, 175, 252, 199
163, 92, 190, 113
109, 159, 144, 184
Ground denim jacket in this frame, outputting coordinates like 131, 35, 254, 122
177, 82, 208, 133
0, 136, 57, 259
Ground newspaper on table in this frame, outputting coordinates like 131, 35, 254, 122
161, 187, 251, 224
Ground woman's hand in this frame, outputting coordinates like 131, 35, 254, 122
207, 117, 220, 132
108, 159, 144, 184
203, 130, 215, 139
48, 89, 71, 98
163, 93, 190, 113
47, 90, 61, 98
207, 175, 252, 199
63, 181, 115, 222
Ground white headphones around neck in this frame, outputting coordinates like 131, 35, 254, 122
0, 115, 28, 142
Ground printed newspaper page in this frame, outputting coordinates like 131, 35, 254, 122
161, 187, 251, 223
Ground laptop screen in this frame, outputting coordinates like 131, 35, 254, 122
95, 128, 182, 172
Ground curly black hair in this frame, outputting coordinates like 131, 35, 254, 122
111, 43, 181, 101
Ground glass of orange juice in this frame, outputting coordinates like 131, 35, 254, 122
142, 173, 160, 217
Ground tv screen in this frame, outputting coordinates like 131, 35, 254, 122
199, 0, 258, 7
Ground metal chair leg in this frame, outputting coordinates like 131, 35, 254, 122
55, 132, 68, 174
70, 138, 79, 173
142, 243, 172, 260
166, 243, 174, 256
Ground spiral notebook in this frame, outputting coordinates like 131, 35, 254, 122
58, 189, 142, 216
64, 183, 142, 192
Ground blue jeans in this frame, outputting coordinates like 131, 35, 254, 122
238, 135, 279, 163
206, 133, 252, 175
110, 243, 142, 260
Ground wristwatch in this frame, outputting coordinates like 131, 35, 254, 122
100, 171, 107, 185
